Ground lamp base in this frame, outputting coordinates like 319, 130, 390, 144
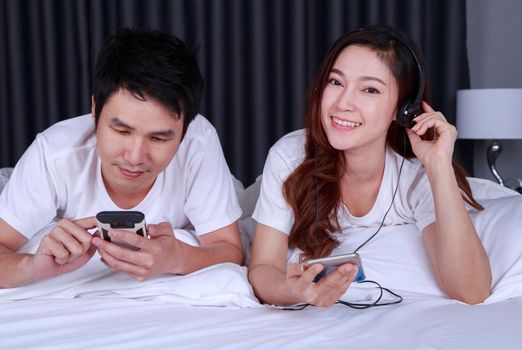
486, 140, 504, 186
505, 177, 522, 194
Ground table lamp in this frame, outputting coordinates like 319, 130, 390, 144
456, 88, 522, 186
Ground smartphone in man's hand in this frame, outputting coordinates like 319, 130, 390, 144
96, 211, 148, 250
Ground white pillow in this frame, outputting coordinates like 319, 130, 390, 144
468, 176, 520, 200
0, 167, 13, 193
237, 179, 261, 265
331, 224, 446, 299
343, 195, 522, 303
472, 196, 522, 302
288, 184, 521, 303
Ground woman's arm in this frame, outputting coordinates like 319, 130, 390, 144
421, 166, 491, 304
248, 223, 356, 307
409, 102, 492, 304
248, 224, 303, 305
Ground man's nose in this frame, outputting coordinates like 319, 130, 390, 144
125, 137, 147, 164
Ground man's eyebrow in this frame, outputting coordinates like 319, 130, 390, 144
110, 117, 175, 138
110, 117, 134, 129
330, 68, 387, 86
150, 129, 175, 138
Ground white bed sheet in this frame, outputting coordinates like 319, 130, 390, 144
1, 293, 521, 350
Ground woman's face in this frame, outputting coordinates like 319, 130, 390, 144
320, 45, 399, 155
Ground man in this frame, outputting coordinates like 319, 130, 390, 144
0, 29, 243, 288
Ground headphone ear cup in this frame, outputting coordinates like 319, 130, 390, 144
396, 99, 421, 128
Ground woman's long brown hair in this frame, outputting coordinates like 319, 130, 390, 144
283, 25, 483, 259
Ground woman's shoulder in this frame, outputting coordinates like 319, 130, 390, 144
385, 146, 429, 192
386, 146, 424, 173
268, 129, 307, 168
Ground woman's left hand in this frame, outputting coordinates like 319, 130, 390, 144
406, 101, 457, 168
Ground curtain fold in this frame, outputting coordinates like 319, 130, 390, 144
0, 0, 470, 185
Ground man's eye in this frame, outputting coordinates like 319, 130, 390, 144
114, 129, 130, 135
151, 137, 168, 142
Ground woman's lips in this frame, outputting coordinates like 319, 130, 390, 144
331, 116, 362, 130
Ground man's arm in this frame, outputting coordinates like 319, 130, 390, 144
0, 217, 97, 288
93, 221, 243, 280
0, 218, 33, 288
175, 221, 243, 273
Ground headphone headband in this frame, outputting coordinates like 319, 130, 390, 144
397, 37, 425, 109
392, 32, 425, 128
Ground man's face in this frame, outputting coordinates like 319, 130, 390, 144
93, 89, 183, 206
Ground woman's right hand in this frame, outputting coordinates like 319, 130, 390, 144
286, 262, 357, 307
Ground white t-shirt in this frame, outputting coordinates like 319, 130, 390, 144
252, 129, 436, 255
0, 114, 242, 244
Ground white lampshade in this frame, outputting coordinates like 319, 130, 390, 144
456, 88, 522, 139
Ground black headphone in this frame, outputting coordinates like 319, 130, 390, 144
393, 34, 425, 128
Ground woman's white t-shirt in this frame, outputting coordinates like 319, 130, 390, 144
0, 114, 241, 243
252, 129, 436, 258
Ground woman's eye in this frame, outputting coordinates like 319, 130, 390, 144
364, 87, 380, 94
329, 78, 342, 86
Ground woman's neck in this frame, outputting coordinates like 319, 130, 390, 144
340, 144, 387, 217
342, 144, 387, 183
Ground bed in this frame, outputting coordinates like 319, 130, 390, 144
1, 167, 522, 349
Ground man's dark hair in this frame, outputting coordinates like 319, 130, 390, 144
92, 28, 203, 135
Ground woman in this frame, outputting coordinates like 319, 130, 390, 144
248, 25, 491, 307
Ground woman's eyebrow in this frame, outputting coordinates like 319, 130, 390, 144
330, 68, 387, 86
359, 76, 387, 86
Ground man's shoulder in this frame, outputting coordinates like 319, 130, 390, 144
37, 114, 96, 151
186, 114, 216, 136
180, 114, 220, 149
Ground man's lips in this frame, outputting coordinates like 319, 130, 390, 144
118, 166, 146, 179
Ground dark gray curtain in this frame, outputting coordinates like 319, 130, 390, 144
0, 0, 471, 185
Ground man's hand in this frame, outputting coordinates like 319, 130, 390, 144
93, 222, 184, 281
31, 217, 98, 280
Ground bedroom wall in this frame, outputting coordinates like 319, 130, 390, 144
466, 0, 522, 186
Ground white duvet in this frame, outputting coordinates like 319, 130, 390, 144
1, 195, 521, 307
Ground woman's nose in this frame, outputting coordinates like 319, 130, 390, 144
334, 87, 355, 110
